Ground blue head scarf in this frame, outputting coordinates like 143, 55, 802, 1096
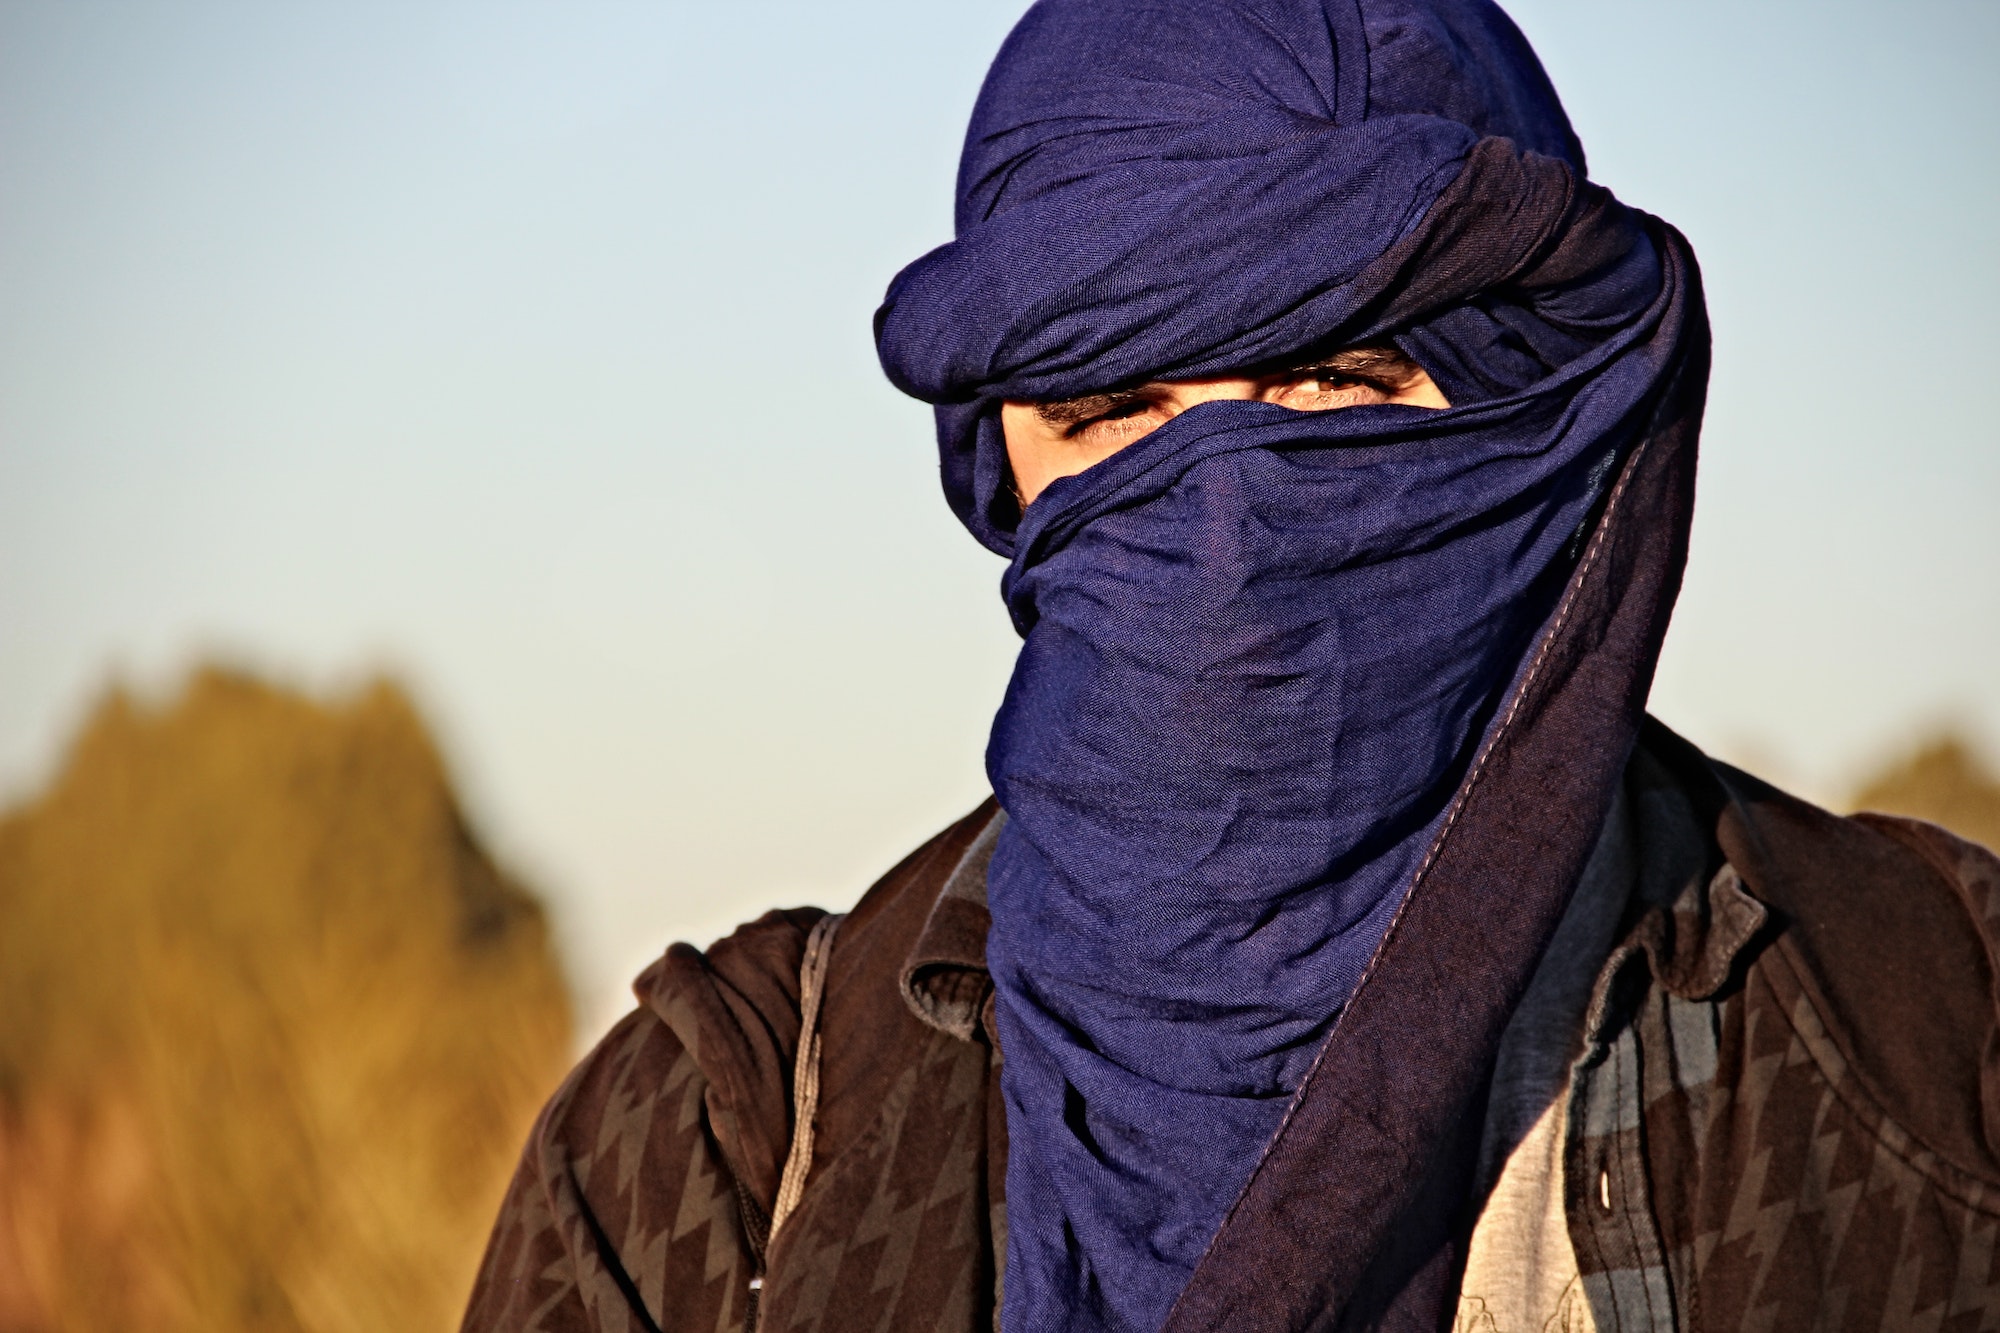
875, 3, 1703, 1329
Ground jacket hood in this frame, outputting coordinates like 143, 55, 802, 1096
635, 907, 829, 1215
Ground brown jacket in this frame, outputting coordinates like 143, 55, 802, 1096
462, 720, 2000, 1332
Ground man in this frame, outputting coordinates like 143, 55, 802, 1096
464, 1, 2000, 1329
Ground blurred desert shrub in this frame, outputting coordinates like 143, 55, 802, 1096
1849, 734, 2000, 852
0, 668, 572, 1332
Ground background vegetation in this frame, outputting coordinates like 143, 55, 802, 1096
0, 670, 571, 1331
1850, 736, 2000, 853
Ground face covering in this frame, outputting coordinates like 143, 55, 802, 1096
874, 3, 1708, 1329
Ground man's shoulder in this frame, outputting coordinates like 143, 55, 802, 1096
535, 798, 1000, 1211
1749, 774, 2000, 1177
463, 801, 1002, 1329
1642, 718, 2000, 1180
464, 997, 750, 1332
1637, 715, 2000, 972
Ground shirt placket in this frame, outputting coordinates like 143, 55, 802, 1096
1567, 962, 1677, 1332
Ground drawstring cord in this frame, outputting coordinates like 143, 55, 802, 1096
746, 911, 843, 1332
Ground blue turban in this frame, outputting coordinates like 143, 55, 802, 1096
874, 2, 1706, 1329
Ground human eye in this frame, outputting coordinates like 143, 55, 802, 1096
1063, 395, 1169, 444
1267, 367, 1395, 412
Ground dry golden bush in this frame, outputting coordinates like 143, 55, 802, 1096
0, 668, 572, 1333
1849, 735, 2000, 852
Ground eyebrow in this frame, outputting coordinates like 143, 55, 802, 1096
1030, 346, 1425, 430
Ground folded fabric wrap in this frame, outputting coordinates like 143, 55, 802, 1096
873, 3, 1705, 1329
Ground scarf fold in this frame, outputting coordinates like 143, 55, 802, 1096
874, 3, 1706, 1329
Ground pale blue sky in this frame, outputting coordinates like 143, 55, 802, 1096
3, 1, 1995, 1037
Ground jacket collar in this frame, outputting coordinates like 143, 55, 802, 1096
1578, 734, 1769, 1052
1628, 737, 1768, 1002
900, 808, 1004, 1043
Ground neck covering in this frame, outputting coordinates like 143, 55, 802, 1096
874, 3, 1706, 1330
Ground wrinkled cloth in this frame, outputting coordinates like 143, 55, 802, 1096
873, 2, 1694, 1330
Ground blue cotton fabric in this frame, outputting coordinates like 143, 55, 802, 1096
873, 2, 1680, 1330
